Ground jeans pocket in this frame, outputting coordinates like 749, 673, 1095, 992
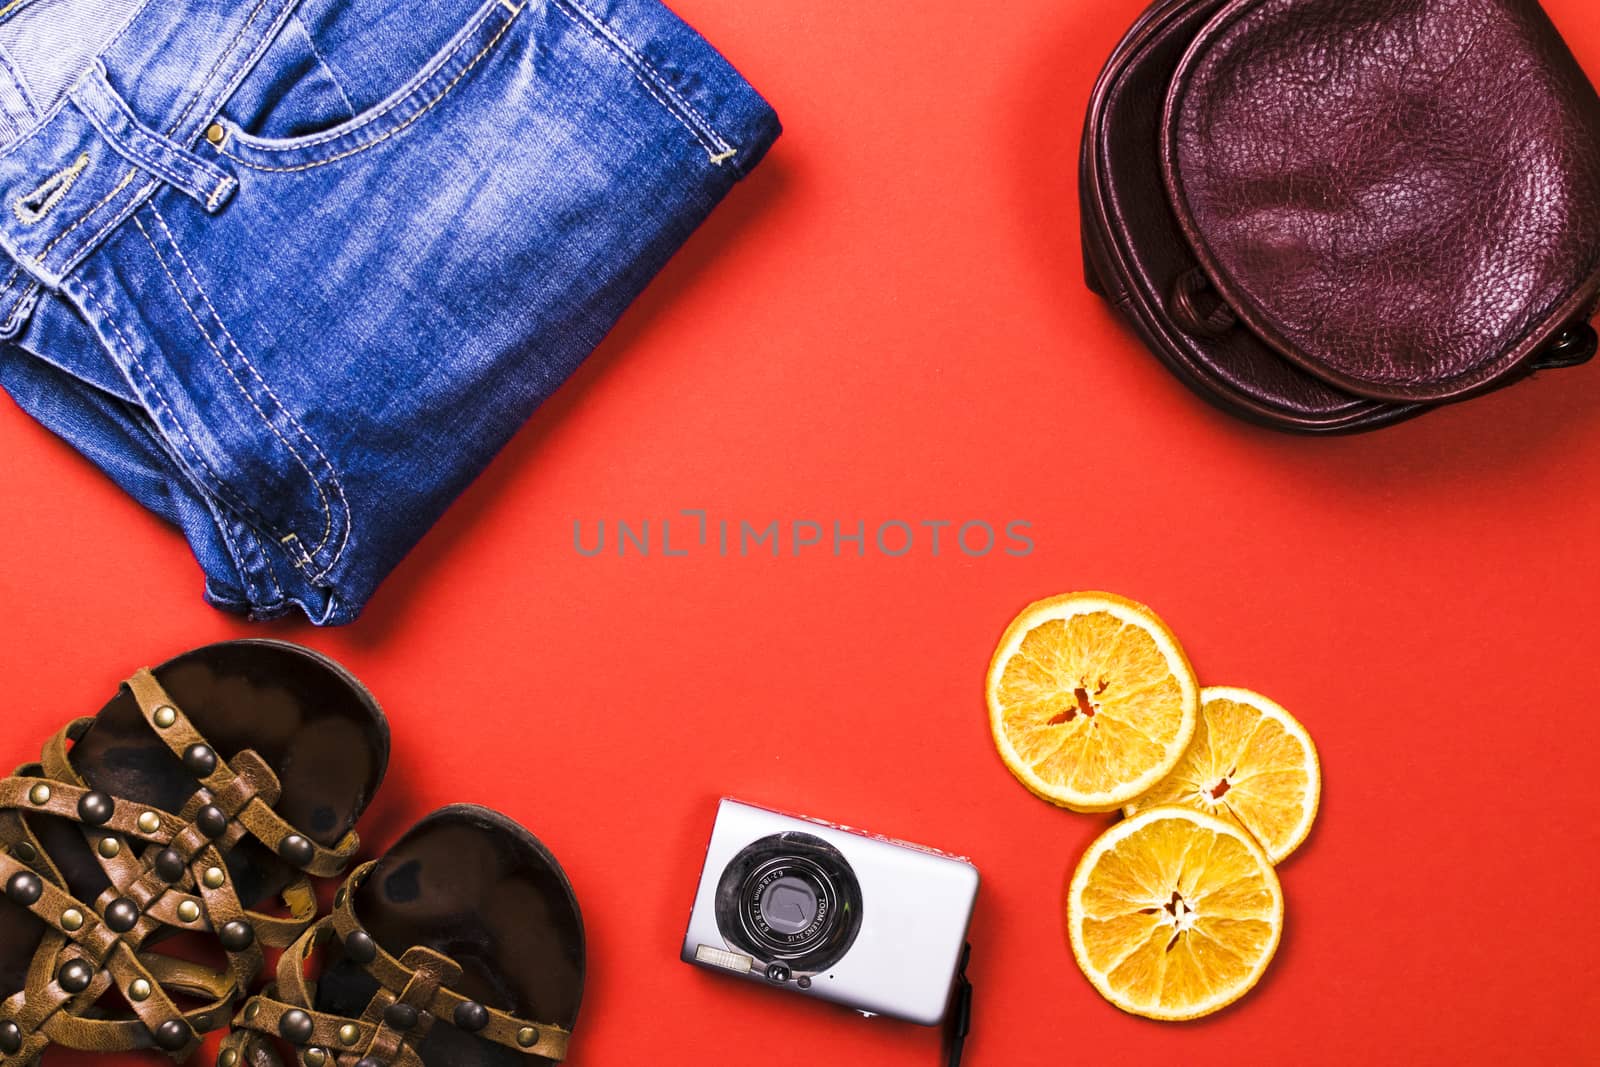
215, 0, 525, 173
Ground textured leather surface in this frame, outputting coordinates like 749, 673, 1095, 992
1163, 0, 1600, 403
1081, 0, 1424, 432
224, 806, 585, 1067
0, 643, 387, 1063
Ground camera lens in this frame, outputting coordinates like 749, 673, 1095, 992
743, 856, 836, 955
759, 875, 820, 935
714, 833, 863, 975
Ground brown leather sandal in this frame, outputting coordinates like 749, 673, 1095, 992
223, 805, 585, 1067
0, 641, 389, 1064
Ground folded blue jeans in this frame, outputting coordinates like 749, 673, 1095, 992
0, 0, 779, 622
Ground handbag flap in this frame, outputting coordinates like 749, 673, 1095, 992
1160, 0, 1600, 403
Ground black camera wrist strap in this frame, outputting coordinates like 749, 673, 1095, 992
945, 942, 973, 1067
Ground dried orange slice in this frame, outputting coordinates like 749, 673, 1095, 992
1069, 807, 1283, 1020
1125, 687, 1320, 863
986, 592, 1199, 812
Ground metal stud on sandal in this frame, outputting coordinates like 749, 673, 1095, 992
0, 641, 389, 1063
223, 805, 585, 1067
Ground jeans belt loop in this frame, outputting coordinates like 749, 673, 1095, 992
68, 61, 237, 214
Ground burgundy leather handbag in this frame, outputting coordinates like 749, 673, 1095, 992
1082, 0, 1600, 432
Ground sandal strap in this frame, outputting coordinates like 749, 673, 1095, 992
228, 862, 572, 1065
0, 669, 351, 1061
0, 847, 223, 1061
124, 670, 360, 877
1, 942, 239, 1054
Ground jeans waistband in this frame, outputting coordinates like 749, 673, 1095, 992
0, 0, 299, 331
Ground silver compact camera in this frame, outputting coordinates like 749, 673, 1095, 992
681, 798, 980, 1026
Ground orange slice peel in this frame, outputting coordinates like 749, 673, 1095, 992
987, 592, 1200, 812
1068, 806, 1284, 1020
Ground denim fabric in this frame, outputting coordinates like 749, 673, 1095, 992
0, 0, 779, 623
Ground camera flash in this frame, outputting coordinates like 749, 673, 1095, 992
694, 945, 754, 973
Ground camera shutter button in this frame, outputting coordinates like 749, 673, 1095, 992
765, 963, 791, 983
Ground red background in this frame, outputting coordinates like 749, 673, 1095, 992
4, 1, 1600, 1063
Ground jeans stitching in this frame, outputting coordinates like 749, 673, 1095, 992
39, 168, 136, 260
220, 3, 522, 172
258, 540, 285, 599
560, 10, 721, 159
203, 175, 234, 211
50, 171, 154, 273
110, 138, 200, 197
210, 498, 264, 605
75, 284, 291, 547
182, 0, 305, 146
237, 0, 509, 153
74, 69, 238, 207
216, 510, 286, 606
0, 274, 33, 331
0, 0, 156, 261
79, 110, 192, 195
4, 0, 255, 273
119, 394, 275, 606
83, 0, 158, 75
141, 202, 350, 569
238, 513, 286, 600
146, 201, 350, 571
0, 0, 154, 165
290, 12, 357, 119
0, 45, 40, 119
12, 153, 89, 223
550, 0, 734, 162
130, 211, 332, 556
166, 0, 275, 137
2, 0, 267, 271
